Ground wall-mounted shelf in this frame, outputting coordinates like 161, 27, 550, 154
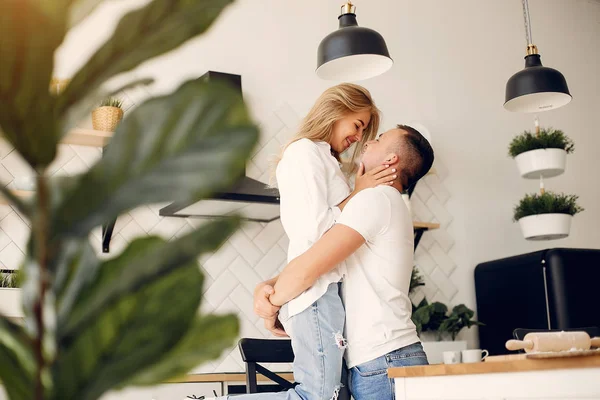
61, 128, 113, 147
413, 221, 439, 250
1, 128, 114, 148
413, 222, 440, 230
0, 128, 117, 253
0, 190, 33, 204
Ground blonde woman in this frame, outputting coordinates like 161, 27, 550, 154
216, 84, 396, 400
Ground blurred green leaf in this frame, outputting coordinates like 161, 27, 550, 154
57, 0, 234, 121
51, 256, 203, 400
0, 1, 69, 166
52, 78, 258, 238
58, 217, 240, 340
68, 0, 110, 28
0, 185, 32, 218
0, 318, 36, 400
130, 314, 239, 386
53, 239, 101, 320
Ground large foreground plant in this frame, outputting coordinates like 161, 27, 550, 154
0, 1, 257, 399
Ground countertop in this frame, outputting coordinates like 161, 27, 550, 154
387, 354, 600, 378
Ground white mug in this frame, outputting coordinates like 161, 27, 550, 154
442, 350, 461, 365
461, 349, 489, 363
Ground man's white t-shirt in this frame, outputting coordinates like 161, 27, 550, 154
337, 185, 419, 368
276, 138, 350, 318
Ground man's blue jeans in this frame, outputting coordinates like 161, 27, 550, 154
224, 283, 346, 400
348, 342, 429, 400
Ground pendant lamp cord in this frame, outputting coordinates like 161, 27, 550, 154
522, 0, 534, 46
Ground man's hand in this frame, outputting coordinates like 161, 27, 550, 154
253, 283, 280, 319
264, 316, 288, 337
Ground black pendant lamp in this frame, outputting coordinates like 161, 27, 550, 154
316, 2, 393, 81
504, 0, 571, 113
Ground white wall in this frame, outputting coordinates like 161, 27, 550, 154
1, 0, 599, 371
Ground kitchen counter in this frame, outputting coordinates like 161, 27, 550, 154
388, 354, 600, 400
388, 353, 600, 377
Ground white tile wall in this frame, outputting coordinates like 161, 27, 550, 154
0, 104, 458, 373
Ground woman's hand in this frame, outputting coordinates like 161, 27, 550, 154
337, 163, 397, 211
264, 316, 288, 337
253, 283, 280, 319
354, 162, 397, 192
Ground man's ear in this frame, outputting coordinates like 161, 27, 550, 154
384, 153, 398, 164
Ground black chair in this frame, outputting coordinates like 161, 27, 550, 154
238, 338, 296, 394
237, 338, 351, 399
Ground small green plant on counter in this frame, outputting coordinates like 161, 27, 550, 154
508, 128, 574, 158
411, 299, 483, 341
412, 299, 448, 337
98, 97, 124, 109
514, 192, 584, 221
409, 266, 483, 341
439, 304, 484, 341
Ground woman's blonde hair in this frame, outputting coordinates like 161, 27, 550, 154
275, 83, 380, 176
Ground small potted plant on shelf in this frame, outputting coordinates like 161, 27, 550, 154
92, 97, 124, 132
508, 126, 574, 179
514, 191, 583, 240
0, 270, 22, 318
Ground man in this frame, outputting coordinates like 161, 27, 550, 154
255, 125, 435, 399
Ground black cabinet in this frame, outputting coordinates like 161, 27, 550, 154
474, 248, 600, 355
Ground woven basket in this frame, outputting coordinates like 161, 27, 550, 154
92, 106, 124, 132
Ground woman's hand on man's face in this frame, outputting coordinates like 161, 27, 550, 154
354, 162, 397, 193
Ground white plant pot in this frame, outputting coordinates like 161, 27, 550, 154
421, 340, 467, 364
0, 288, 22, 318
515, 148, 567, 179
518, 213, 572, 241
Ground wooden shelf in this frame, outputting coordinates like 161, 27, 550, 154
0, 128, 113, 148
0, 190, 33, 205
413, 221, 440, 230
412, 221, 439, 250
62, 128, 113, 147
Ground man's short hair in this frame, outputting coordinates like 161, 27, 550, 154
394, 125, 435, 191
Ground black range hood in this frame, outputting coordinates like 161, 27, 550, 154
159, 71, 281, 223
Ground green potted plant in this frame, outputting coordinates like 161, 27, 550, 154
514, 191, 584, 240
508, 127, 574, 179
411, 299, 483, 364
0, 1, 256, 399
0, 271, 21, 319
92, 97, 125, 132
409, 266, 483, 364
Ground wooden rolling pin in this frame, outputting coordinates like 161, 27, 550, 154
506, 331, 600, 353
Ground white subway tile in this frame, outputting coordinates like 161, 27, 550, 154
229, 230, 263, 265
204, 274, 238, 309
253, 220, 284, 254
255, 245, 287, 280
0, 212, 30, 252
0, 242, 25, 270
